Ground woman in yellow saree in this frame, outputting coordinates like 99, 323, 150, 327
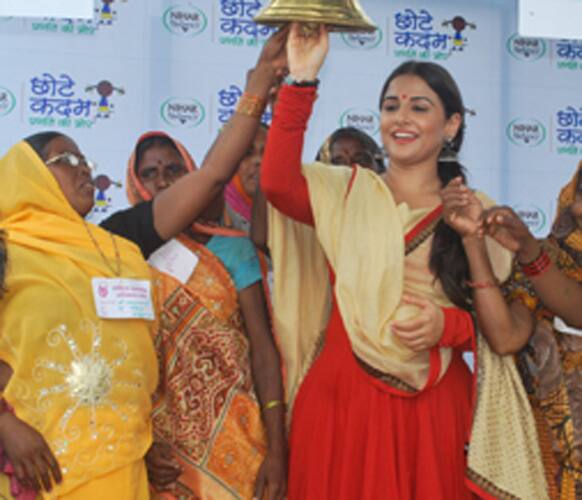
0, 137, 157, 499
126, 132, 286, 500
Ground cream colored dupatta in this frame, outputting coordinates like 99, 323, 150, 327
268, 162, 547, 499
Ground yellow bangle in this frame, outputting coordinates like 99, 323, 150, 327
235, 92, 267, 119
263, 399, 285, 412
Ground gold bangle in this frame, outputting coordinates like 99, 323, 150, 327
235, 92, 267, 119
263, 399, 285, 412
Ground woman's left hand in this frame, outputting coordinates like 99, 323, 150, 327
287, 22, 329, 81
441, 177, 483, 238
253, 448, 287, 500
392, 295, 445, 352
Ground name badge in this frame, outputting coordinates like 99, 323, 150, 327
148, 239, 199, 285
92, 278, 155, 320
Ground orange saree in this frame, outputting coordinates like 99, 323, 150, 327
151, 235, 266, 499
126, 131, 267, 499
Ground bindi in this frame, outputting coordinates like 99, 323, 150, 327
400, 94, 408, 100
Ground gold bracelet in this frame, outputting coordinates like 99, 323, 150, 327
263, 399, 285, 412
235, 92, 267, 119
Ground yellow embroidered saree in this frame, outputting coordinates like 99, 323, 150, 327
0, 142, 157, 498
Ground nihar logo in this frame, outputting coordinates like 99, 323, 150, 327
161, 98, 205, 128
506, 118, 546, 147
341, 29, 383, 50
506, 34, 546, 61
163, 5, 207, 37
339, 108, 380, 135
0, 87, 16, 117
513, 204, 547, 235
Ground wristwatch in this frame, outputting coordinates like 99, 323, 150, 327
283, 75, 320, 87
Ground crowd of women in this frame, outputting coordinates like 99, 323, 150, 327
0, 23, 579, 500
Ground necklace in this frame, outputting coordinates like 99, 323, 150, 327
83, 220, 121, 277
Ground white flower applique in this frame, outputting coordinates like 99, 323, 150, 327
33, 320, 143, 458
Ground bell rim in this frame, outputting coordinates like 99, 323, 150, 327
254, 16, 377, 33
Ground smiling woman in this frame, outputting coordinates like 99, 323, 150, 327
260, 24, 546, 500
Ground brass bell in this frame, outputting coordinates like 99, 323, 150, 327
254, 0, 377, 33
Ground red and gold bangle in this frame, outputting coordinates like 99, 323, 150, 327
520, 249, 551, 277
235, 92, 267, 119
465, 279, 498, 289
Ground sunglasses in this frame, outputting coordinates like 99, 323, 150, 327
45, 152, 96, 171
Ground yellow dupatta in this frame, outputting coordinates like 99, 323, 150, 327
269, 162, 547, 499
0, 142, 158, 496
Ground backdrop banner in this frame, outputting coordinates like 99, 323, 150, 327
0, 0, 580, 236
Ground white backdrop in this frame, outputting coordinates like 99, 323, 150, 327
1, 0, 581, 235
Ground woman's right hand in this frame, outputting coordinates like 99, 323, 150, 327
0, 412, 62, 492
246, 26, 290, 97
287, 22, 329, 81
145, 441, 182, 490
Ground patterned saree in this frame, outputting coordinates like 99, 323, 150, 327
504, 163, 582, 499
150, 236, 266, 499
126, 131, 266, 499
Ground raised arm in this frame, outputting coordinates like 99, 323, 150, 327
152, 28, 289, 240
260, 24, 330, 226
261, 86, 316, 225
485, 205, 582, 328
441, 178, 533, 354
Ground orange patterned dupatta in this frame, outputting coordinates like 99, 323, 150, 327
151, 236, 266, 500
127, 132, 266, 499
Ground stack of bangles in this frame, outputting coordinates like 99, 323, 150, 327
263, 399, 285, 412
520, 247, 551, 277
235, 92, 267, 119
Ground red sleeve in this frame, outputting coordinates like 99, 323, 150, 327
439, 307, 475, 351
261, 85, 316, 226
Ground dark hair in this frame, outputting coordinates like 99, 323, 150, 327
24, 131, 67, 161
329, 127, 385, 173
379, 61, 471, 310
134, 135, 180, 175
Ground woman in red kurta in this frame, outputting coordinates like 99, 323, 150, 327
260, 25, 539, 500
